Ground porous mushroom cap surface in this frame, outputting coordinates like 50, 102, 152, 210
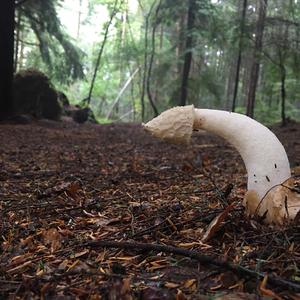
143, 105, 195, 145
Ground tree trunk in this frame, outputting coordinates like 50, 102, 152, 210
280, 63, 286, 126
0, 0, 15, 120
224, 56, 236, 110
86, 0, 118, 107
179, 0, 196, 106
130, 78, 136, 121
232, 0, 247, 112
14, 10, 22, 73
146, 0, 161, 117
106, 68, 139, 119
139, 0, 156, 121
176, 11, 186, 77
140, 16, 148, 121
246, 0, 268, 118
116, 2, 128, 116
77, 0, 82, 39
159, 24, 164, 49
18, 25, 25, 70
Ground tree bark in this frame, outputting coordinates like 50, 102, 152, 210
176, 11, 186, 77
146, 0, 161, 117
276, 24, 288, 127
0, 0, 15, 119
86, 0, 118, 107
138, 0, 157, 121
179, 0, 196, 106
77, 0, 82, 39
280, 62, 286, 126
140, 14, 148, 121
232, 0, 247, 112
14, 10, 22, 73
113, 3, 128, 117
246, 0, 268, 118
277, 23, 288, 126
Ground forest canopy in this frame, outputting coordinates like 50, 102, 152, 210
12, 0, 300, 124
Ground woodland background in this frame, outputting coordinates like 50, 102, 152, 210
1, 0, 300, 124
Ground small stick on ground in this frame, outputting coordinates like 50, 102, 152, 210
83, 239, 300, 292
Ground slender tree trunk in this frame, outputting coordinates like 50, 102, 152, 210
225, 59, 235, 110
130, 78, 136, 121
232, 0, 247, 112
139, 0, 156, 121
14, 10, 22, 73
106, 68, 139, 118
241, 53, 251, 106
0, 0, 15, 119
115, 3, 128, 116
86, 0, 118, 106
179, 0, 196, 106
18, 25, 25, 70
280, 63, 286, 126
276, 23, 288, 127
278, 23, 289, 126
152, 23, 164, 110
159, 24, 164, 49
146, 0, 162, 117
77, 0, 82, 39
141, 14, 149, 121
176, 12, 186, 76
246, 0, 268, 118
121, 2, 127, 45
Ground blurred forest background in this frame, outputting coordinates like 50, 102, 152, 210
6, 0, 300, 123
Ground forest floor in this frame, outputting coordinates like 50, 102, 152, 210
0, 119, 300, 299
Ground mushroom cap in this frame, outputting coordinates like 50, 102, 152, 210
143, 105, 195, 145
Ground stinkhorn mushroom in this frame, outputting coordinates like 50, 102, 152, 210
143, 105, 300, 225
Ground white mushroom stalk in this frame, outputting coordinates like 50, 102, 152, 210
143, 105, 300, 225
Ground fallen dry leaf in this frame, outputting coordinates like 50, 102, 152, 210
42, 228, 62, 252
201, 204, 235, 242
164, 282, 180, 288
259, 275, 283, 300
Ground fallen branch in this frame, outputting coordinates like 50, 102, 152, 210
83, 239, 300, 292
106, 68, 140, 119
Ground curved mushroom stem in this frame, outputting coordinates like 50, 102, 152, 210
143, 105, 300, 225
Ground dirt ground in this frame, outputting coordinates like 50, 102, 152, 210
0, 119, 299, 299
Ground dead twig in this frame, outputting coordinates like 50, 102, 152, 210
83, 239, 300, 292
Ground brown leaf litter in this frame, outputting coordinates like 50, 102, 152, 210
0, 119, 299, 299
